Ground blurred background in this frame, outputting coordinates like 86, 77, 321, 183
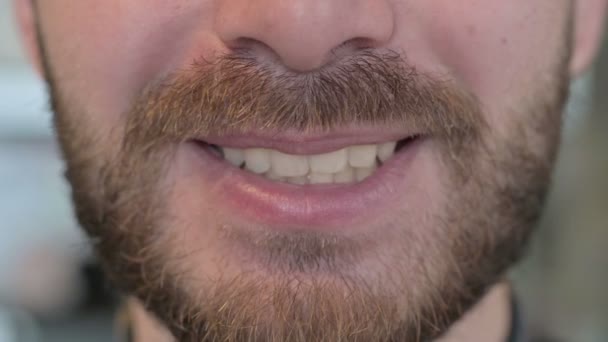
0, 1, 606, 341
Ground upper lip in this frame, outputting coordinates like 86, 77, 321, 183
196, 125, 419, 155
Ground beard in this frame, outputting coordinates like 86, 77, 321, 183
41, 32, 570, 340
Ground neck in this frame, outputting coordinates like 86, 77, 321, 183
125, 282, 513, 342
438, 282, 513, 342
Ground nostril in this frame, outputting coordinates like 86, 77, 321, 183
224, 37, 283, 65
225, 37, 260, 52
327, 37, 385, 65
340, 37, 383, 51
215, 0, 394, 72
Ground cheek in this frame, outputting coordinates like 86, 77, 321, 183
38, 1, 219, 138
416, 1, 569, 128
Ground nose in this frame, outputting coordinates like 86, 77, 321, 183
215, 0, 394, 72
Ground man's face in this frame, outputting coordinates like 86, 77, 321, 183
30, 1, 580, 340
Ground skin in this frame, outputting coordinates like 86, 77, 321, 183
15, 0, 607, 341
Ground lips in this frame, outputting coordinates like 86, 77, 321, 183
184, 126, 426, 230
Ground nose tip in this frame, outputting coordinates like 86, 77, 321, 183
215, 0, 394, 72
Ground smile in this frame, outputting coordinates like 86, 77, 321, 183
185, 127, 428, 230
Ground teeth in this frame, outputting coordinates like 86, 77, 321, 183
309, 148, 347, 173
309, 173, 333, 184
244, 148, 271, 174
348, 145, 377, 168
334, 166, 355, 183
224, 148, 245, 167
378, 142, 397, 162
271, 150, 309, 177
265, 169, 285, 182
356, 166, 376, 181
287, 176, 308, 185
221, 141, 398, 184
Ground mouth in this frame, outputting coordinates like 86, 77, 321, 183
185, 127, 427, 230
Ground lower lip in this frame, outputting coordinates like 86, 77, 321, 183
186, 138, 426, 230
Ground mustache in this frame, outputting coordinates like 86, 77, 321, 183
124, 49, 483, 147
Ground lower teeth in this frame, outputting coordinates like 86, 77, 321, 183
266, 162, 379, 185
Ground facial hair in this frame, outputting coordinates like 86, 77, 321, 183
40, 30, 570, 342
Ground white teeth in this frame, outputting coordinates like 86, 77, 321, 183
270, 150, 309, 177
309, 173, 333, 184
265, 169, 285, 182
309, 148, 347, 173
223, 148, 245, 167
221, 141, 398, 184
378, 142, 397, 162
355, 166, 376, 181
287, 176, 308, 185
244, 148, 271, 174
333, 166, 355, 183
348, 145, 377, 168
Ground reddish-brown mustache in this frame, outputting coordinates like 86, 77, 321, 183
123, 49, 483, 151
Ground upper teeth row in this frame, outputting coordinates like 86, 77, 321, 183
220, 142, 397, 184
